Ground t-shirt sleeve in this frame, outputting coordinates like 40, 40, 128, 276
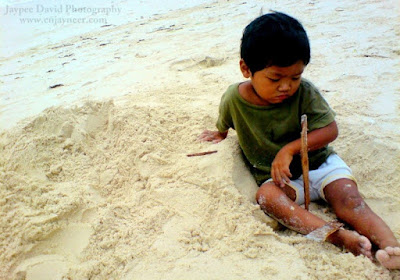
216, 89, 234, 132
301, 81, 336, 131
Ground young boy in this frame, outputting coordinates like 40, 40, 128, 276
199, 12, 400, 269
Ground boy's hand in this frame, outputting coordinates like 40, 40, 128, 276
198, 130, 228, 143
271, 147, 294, 188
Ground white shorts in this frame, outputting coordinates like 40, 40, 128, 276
264, 154, 356, 205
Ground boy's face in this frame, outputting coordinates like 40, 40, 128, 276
240, 60, 305, 105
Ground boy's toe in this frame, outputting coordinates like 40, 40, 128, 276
376, 247, 400, 269
376, 249, 389, 261
359, 235, 372, 260
359, 235, 371, 249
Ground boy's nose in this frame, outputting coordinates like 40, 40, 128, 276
278, 82, 291, 92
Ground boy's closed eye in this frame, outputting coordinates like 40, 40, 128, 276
268, 77, 280, 82
267, 76, 301, 82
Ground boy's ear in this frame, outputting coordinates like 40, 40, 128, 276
240, 59, 252, 78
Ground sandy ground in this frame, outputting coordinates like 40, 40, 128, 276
1, 0, 400, 279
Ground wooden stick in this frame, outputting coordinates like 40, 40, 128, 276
187, 150, 218, 157
300, 114, 310, 210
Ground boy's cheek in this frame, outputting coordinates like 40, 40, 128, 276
292, 82, 302, 92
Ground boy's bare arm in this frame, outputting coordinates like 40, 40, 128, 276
199, 130, 228, 143
272, 121, 338, 187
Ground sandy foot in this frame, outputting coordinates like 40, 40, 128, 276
376, 247, 400, 270
329, 229, 373, 260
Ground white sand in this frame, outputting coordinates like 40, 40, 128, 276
1, 0, 399, 279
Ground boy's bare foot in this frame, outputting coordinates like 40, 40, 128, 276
376, 247, 400, 269
327, 229, 373, 260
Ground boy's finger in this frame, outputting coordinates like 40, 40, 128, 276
198, 135, 206, 141
273, 168, 283, 187
279, 176, 285, 188
282, 173, 289, 182
199, 132, 213, 141
198, 130, 210, 137
271, 168, 277, 185
281, 174, 291, 187
279, 168, 291, 187
198, 133, 207, 140
283, 171, 292, 181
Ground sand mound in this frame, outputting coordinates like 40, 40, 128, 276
0, 89, 396, 279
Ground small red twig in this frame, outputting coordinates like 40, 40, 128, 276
187, 150, 218, 157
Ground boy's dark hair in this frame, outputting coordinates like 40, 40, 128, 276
240, 12, 310, 74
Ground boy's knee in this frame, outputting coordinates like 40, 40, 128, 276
256, 183, 279, 214
324, 179, 359, 204
256, 183, 277, 205
333, 193, 368, 221
341, 194, 365, 211
325, 179, 367, 215
333, 187, 365, 214
256, 182, 297, 205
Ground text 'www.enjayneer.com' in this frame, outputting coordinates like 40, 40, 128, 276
19, 17, 108, 26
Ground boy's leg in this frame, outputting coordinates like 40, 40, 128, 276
256, 182, 372, 259
324, 178, 400, 269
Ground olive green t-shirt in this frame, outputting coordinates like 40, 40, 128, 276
216, 79, 335, 185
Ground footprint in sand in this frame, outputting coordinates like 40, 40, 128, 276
14, 255, 69, 280
170, 56, 226, 71
14, 223, 93, 279
13, 183, 102, 280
